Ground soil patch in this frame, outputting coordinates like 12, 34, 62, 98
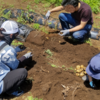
6, 31, 100, 100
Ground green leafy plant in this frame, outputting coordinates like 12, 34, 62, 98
32, 23, 40, 30
2, 10, 11, 19
17, 10, 27, 24
45, 49, 53, 56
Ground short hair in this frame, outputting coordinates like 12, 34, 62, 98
62, 0, 79, 7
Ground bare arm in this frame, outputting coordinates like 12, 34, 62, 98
88, 75, 92, 82
49, 6, 64, 13
69, 21, 87, 32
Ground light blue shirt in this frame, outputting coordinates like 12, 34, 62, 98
0, 41, 19, 94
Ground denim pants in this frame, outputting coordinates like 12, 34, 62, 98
59, 13, 92, 40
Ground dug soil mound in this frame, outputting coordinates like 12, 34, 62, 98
9, 31, 100, 100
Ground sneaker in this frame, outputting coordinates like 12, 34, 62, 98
11, 90, 24, 96
82, 75, 89, 81
6, 88, 24, 97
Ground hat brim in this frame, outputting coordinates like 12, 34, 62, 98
2, 29, 20, 34
86, 64, 100, 80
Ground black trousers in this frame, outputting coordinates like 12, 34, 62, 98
2, 68, 27, 94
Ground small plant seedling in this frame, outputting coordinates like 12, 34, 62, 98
45, 49, 53, 56
62, 65, 65, 68
84, 38, 92, 46
51, 64, 57, 68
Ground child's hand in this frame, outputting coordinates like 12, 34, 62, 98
89, 81, 96, 88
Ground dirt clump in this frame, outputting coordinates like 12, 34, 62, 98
26, 31, 45, 46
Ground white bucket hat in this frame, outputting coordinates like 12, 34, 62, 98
1, 20, 19, 34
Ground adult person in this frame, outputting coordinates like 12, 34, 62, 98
0, 20, 32, 97
82, 53, 100, 88
45, 0, 93, 42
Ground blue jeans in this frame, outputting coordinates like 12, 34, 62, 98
59, 13, 92, 40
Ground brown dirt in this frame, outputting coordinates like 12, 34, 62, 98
1, 0, 100, 100
5, 31, 99, 100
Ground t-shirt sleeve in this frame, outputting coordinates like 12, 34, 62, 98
81, 9, 91, 22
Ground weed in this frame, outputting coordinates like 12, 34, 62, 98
32, 23, 40, 30
45, 49, 53, 56
84, 38, 92, 46
28, 96, 43, 100
39, 27, 49, 34
2, 10, 11, 19
17, 10, 27, 24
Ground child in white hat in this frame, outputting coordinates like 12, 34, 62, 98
0, 20, 32, 97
